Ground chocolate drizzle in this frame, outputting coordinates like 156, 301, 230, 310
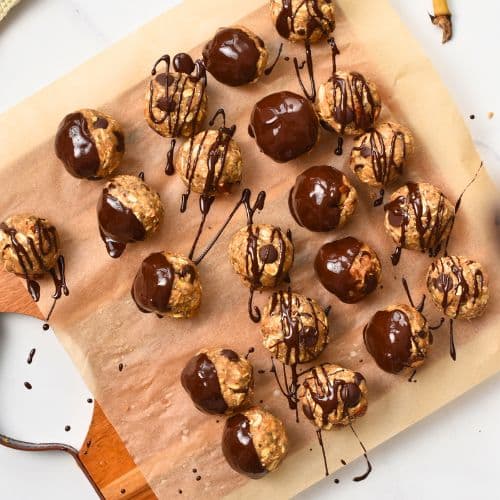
264, 43, 284, 76
294, 41, 316, 101
165, 139, 176, 175
97, 188, 146, 258
222, 413, 267, 479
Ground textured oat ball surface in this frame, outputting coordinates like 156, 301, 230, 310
145, 68, 207, 138
350, 122, 414, 187
261, 290, 329, 365
175, 129, 242, 196
55, 109, 125, 180
315, 237, 381, 304
426, 256, 489, 320
316, 71, 381, 136
222, 407, 288, 478
131, 251, 201, 319
289, 165, 358, 232
298, 364, 368, 429
269, 0, 335, 43
0, 214, 60, 276
364, 303, 431, 374
384, 182, 455, 253
181, 347, 254, 415
228, 224, 294, 289
203, 25, 269, 86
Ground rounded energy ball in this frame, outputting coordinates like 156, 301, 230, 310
261, 290, 329, 365
315, 237, 381, 303
203, 26, 269, 86
222, 407, 288, 478
350, 122, 414, 188
289, 165, 358, 232
181, 348, 254, 415
316, 71, 381, 136
131, 251, 202, 318
270, 0, 335, 43
228, 224, 294, 289
363, 303, 431, 374
97, 175, 163, 258
55, 109, 125, 180
426, 256, 489, 320
298, 364, 368, 429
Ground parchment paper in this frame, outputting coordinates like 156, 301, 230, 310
0, 0, 499, 498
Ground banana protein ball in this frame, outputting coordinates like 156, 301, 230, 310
145, 53, 207, 138
203, 26, 269, 86
384, 182, 455, 263
364, 303, 431, 374
261, 290, 329, 365
97, 175, 163, 258
131, 251, 201, 318
350, 122, 414, 187
222, 407, 289, 478
426, 256, 489, 320
55, 109, 125, 180
270, 0, 335, 43
298, 364, 368, 428
315, 237, 381, 304
181, 348, 254, 415
289, 165, 358, 232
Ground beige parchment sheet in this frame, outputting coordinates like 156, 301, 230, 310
0, 0, 499, 498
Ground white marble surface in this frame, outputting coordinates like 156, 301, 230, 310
0, 1, 498, 499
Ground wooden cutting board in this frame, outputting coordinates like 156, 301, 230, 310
0, 270, 156, 500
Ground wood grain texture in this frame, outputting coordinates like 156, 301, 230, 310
0, 270, 156, 500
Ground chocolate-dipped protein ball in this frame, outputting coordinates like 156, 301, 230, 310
97, 175, 163, 258
426, 256, 489, 320
384, 182, 455, 260
261, 290, 329, 365
55, 109, 125, 180
315, 237, 381, 303
316, 71, 381, 136
145, 54, 207, 138
249, 91, 319, 163
181, 348, 254, 415
289, 165, 358, 232
350, 122, 414, 187
131, 251, 201, 318
228, 224, 294, 289
364, 303, 431, 374
269, 0, 335, 43
203, 26, 268, 86
298, 364, 368, 428
222, 407, 288, 479
175, 129, 242, 196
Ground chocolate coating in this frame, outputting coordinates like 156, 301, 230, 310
181, 353, 227, 414
131, 253, 174, 314
249, 91, 319, 163
222, 413, 267, 479
97, 189, 146, 258
363, 309, 413, 374
314, 237, 380, 303
203, 27, 262, 86
289, 165, 354, 231
55, 112, 100, 179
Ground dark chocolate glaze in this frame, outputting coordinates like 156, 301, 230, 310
384, 182, 454, 265
249, 91, 318, 163
222, 413, 267, 479
131, 252, 175, 314
289, 165, 350, 232
55, 112, 101, 179
275, 0, 334, 40
203, 28, 261, 86
314, 237, 378, 303
173, 53, 195, 74
97, 188, 146, 258
363, 308, 422, 373
181, 353, 227, 414
221, 349, 240, 362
